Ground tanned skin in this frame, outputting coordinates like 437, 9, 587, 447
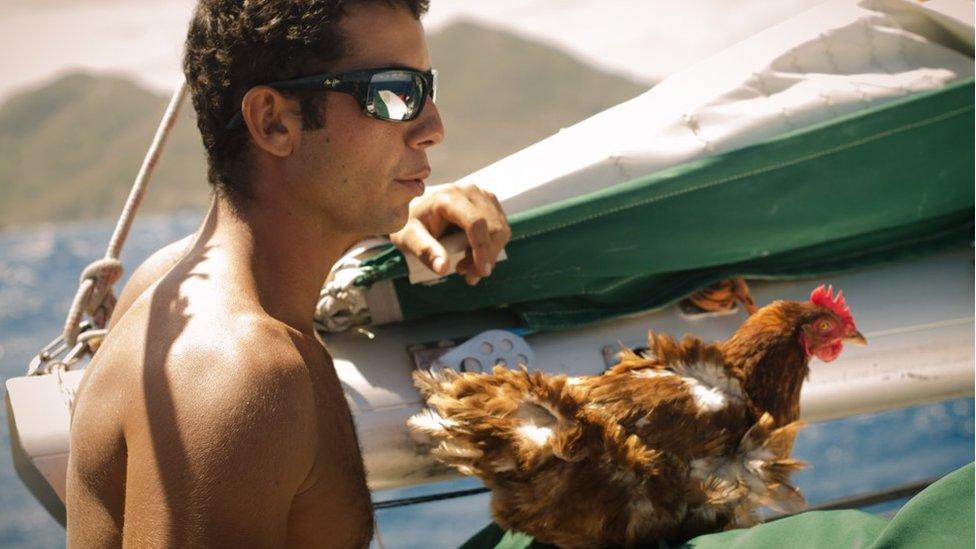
66, 4, 509, 547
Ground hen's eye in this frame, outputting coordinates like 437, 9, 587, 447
818, 321, 831, 332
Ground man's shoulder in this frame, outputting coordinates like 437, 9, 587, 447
182, 313, 326, 397
227, 313, 328, 366
111, 315, 322, 541
155, 316, 320, 457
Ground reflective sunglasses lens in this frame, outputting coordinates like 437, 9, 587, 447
368, 71, 423, 121
431, 69, 437, 104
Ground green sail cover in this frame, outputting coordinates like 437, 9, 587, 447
360, 79, 974, 331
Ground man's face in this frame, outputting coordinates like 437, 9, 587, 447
287, 3, 444, 239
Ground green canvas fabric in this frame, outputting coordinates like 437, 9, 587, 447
460, 462, 974, 549
866, 462, 975, 549
360, 79, 974, 331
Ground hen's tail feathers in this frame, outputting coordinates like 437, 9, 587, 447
738, 413, 807, 513
607, 332, 743, 405
606, 330, 681, 375
409, 366, 598, 478
693, 413, 806, 522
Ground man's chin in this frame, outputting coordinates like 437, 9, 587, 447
379, 211, 411, 238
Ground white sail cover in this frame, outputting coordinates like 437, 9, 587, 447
454, 0, 974, 216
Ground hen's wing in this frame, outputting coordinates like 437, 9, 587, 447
594, 331, 750, 437
591, 331, 806, 523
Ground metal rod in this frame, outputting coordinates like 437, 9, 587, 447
373, 475, 939, 514
373, 487, 490, 510
769, 476, 939, 521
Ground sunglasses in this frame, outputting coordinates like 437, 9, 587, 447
226, 66, 437, 129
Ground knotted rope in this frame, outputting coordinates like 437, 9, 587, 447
61, 81, 188, 348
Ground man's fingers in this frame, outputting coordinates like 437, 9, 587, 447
393, 183, 510, 283
465, 218, 493, 277
394, 220, 450, 275
434, 186, 509, 278
456, 256, 481, 286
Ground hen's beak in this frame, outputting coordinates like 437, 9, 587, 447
844, 329, 867, 346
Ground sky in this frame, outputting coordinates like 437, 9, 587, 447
0, 0, 828, 103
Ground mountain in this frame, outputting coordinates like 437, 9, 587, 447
425, 21, 649, 184
0, 22, 651, 229
0, 73, 208, 229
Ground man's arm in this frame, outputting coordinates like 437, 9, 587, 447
119, 336, 318, 546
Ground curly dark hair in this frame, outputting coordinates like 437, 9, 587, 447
183, 0, 430, 201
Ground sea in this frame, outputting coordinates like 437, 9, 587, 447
0, 212, 972, 548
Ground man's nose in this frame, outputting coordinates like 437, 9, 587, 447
407, 98, 444, 149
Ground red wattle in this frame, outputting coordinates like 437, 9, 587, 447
813, 340, 843, 362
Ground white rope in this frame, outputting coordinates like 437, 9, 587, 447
315, 237, 393, 332
52, 362, 77, 414
61, 80, 188, 348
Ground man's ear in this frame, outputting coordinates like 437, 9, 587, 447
240, 86, 303, 157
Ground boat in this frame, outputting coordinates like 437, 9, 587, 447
5, 0, 974, 540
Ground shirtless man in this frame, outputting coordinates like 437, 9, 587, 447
66, 1, 510, 546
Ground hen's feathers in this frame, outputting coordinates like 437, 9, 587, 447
410, 330, 806, 548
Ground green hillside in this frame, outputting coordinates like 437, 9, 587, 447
0, 73, 209, 229
426, 21, 649, 183
0, 22, 650, 229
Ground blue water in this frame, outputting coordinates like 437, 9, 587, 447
0, 214, 972, 548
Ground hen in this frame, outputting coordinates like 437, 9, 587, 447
408, 285, 866, 548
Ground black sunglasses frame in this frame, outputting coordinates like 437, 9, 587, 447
225, 66, 437, 129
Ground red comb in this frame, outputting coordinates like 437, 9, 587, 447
810, 285, 855, 327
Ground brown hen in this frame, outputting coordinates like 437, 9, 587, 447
409, 285, 866, 548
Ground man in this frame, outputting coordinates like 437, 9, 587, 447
66, 1, 510, 546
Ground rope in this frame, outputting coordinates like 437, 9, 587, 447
52, 362, 78, 414
61, 81, 188, 348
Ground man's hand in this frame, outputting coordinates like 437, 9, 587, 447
390, 183, 511, 285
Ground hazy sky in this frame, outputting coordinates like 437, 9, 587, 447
0, 0, 827, 102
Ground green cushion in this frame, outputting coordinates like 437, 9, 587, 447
867, 462, 974, 549
678, 510, 887, 549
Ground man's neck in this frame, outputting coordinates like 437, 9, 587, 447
194, 194, 360, 333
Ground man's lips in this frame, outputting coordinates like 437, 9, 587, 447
394, 178, 426, 196
397, 168, 431, 181
395, 169, 430, 196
